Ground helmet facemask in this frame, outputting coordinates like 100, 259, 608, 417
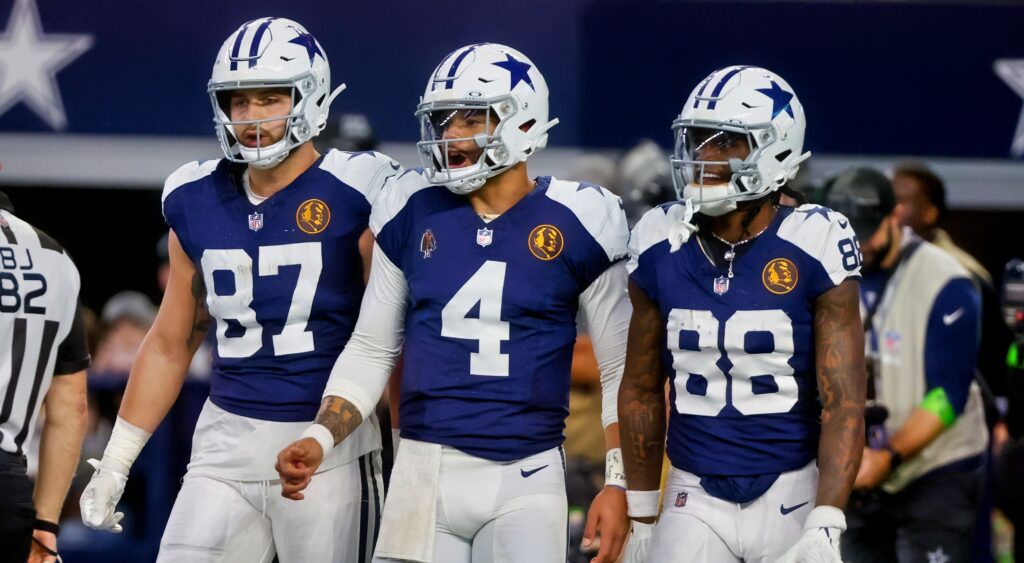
670, 121, 782, 216
416, 96, 532, 194
209, 72, 343, 170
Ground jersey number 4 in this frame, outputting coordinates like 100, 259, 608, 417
201, 243, 322, 358
667, 308, 797, 416
441, 260, 510, 376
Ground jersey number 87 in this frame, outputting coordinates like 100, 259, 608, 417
201, 242, 323, 358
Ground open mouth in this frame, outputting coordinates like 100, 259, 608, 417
698, 172, 728, 184
242, 130, 274, 148
447, 151, 472, 168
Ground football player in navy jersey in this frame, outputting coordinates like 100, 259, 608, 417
79, 18, 398, 562
618, 66, 866, 563
276, 43, 632, 562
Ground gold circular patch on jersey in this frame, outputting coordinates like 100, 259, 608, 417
762, 258, 799, 295
296, 199, 331, 234
528, 224, 564, 260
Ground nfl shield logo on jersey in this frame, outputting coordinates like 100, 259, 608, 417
476, 227, 493, 247
248, 211, 263, 232
675, 491, 688, 507
713, 275, 730, 295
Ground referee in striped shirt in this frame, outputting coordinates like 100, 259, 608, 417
0, 191, 90, 563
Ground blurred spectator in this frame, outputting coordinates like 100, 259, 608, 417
562, 152, 618, 194
90, 291, 156, 376
893, 163, 1012, 398
995, 258, 1024, 561
317, 112, 378, 153
617, 140, 674, 226
827, 168, 986, 563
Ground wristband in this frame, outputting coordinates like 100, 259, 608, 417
882, 443, 903, 471
300, 423, 335, 455
34, 518, 59, 536
803, 505, 847, 531
920, 387, 957, 427
626, 490, 661, 518
101, 416, 152, 474
605, 448, 627, 489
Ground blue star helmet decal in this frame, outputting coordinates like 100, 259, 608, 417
492, 53, 535, 92
755, 80, 795, 119
288, 27, 324, 65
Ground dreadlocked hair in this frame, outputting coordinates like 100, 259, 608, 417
776, 184, 808, 206
739, 184, 806, 237
739, 198, 766, 238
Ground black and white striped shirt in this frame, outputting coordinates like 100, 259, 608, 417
0, 192, 90, 456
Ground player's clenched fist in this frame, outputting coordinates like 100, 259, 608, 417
275, 437, 324, 500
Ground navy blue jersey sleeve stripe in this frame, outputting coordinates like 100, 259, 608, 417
924, 277, 980, 415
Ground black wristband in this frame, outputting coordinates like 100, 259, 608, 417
882, 443, 903, 471
34, 518, 59, 537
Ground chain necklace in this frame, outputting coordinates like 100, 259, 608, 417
701, 223, 771, 296
709, 224, 770, 279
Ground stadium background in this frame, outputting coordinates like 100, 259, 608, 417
0, 0, 1021, 560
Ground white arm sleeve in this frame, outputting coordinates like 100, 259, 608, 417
578, 261, 631, 428
321, 243, 408, 419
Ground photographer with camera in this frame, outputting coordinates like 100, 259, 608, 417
825, 168, 986, 563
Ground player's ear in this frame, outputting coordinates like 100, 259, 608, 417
923, 204, 939, 228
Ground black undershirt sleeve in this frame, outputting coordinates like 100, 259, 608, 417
53, 302, 91, 375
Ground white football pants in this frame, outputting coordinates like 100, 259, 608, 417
374, 444, 568, 563
158, 453, 383, 563
647, 461, 819, 563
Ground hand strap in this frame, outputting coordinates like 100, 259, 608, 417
32, 536, 59, 557
34, 518, 59, 537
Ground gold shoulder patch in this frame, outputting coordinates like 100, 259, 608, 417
762, 258, 798, 295
297, 199, 331, 234
528, 224, 564, 260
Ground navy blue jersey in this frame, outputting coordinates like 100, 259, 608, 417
373, 172, 628, 461
628, 203, 860, 477
162, 150, 399, 422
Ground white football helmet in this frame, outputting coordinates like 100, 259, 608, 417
415, 43, 559, 194
208, 17, 345, 169
670, 66, 810, 216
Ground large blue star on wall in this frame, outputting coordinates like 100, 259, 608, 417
288, 28, 324, 65
755, 80, 794, 119
491, 53, 535, 91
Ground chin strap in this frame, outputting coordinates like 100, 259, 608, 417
667, 199, 700, 252
535, 117, 559, 138
326, 83, 347, 107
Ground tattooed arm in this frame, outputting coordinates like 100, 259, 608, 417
618, 280, 668, 524
813, 279, 866, 509
279, 242, 408, 499
119, 230, 212, 432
